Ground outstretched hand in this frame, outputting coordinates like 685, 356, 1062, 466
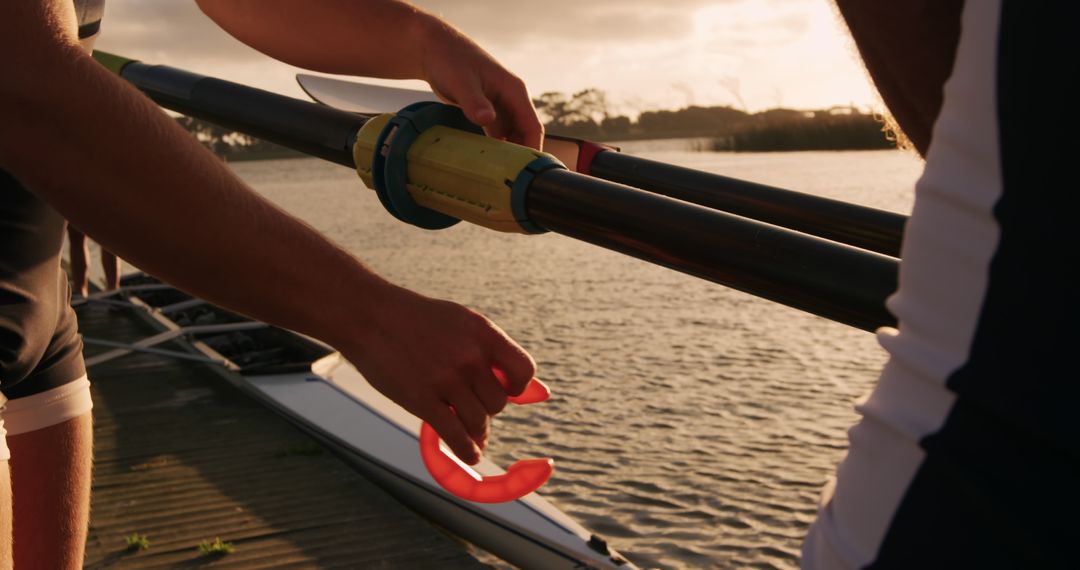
419, 19, 544, 151
340, 284, 536, 465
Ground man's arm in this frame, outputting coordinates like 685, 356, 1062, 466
196, 0, 543, 148
0, 1, 535, 465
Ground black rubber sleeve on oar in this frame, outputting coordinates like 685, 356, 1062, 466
120, 62, 366, 168
589, 151, 907, 258
527, 169, 898, 332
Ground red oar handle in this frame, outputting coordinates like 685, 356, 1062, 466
420, 377, 554, 503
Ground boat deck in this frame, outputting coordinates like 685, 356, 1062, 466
77, 298, 485, 569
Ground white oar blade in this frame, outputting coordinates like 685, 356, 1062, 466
296, 74, 438, 114
296, 73, 591, 172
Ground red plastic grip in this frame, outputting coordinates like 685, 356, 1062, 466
420, 376, 554, 503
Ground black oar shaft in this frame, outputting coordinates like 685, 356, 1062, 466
528, 170, 897, 331
111, 60, 898, 331
121, 62, 365, 168
589, 151, 907, 257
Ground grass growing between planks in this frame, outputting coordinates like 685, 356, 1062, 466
198, 537, 235, 555
124, 533, 150, 552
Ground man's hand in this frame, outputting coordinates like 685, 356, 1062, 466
418, 19, 544, 150
337, 284, 537, 465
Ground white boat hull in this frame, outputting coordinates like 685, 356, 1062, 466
245, 360, 633, 570
103, 278, 636, 569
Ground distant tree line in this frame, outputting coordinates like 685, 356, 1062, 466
176, 89, 896, 158
533, 89, 895, 151
726, 110, 895, 151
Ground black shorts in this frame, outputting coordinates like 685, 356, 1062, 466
0, 169, 86, 399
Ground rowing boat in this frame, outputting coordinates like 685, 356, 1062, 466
84, 274, 636, 570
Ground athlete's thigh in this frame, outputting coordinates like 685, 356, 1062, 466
4, 378, 94, 570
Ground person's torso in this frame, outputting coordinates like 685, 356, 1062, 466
805, 1, 1077, 567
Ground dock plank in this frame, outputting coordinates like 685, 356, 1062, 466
77, 301, 484, 569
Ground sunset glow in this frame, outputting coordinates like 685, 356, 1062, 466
95, 0, 880, 115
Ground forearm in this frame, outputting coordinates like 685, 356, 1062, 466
195, 0, 542, 147
195, 0, 452, 79
1, 44, 385, 351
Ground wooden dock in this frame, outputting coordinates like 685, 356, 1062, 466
77, 299, 486, 569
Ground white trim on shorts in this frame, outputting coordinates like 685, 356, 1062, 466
0, 375, 94, 461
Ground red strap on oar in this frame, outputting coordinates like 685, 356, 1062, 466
575, 141, 618, 176
543, 134, 619, 176
420, 376, 554, 503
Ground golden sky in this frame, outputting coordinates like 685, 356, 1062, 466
95, 0, 880, 115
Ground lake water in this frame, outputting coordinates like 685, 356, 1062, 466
228, 145, 923, 569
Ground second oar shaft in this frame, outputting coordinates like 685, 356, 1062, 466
590, 151, 907, 258
529, 170, 897, 332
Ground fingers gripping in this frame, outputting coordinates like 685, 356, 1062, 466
491, 351, 536, 397
424, 405, 480, 465
445, 76, 496, 128
420, 376, 553, 503
448, 389, 490, 446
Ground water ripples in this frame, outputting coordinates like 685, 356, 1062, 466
233, 149, 922, 569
